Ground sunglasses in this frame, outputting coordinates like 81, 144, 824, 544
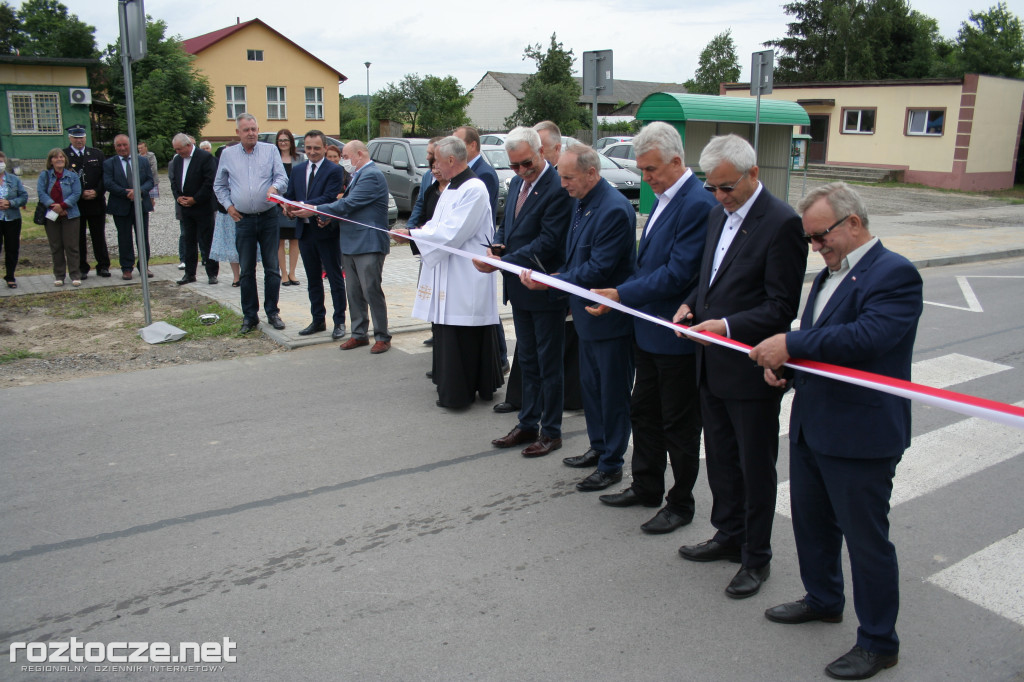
703, 171, 747, 193
509, 158, 535, 171
802, 215, 850, 243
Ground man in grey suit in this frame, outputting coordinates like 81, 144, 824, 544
296, 140, 391, 354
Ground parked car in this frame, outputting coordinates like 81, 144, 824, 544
600, 141, 639, 174
594, 135, 633, 151
366, 137, 431, 212
480, 144, 512, 223
387, 192, 398, 226
599, 155, 641, 210
480, 133, 508, 146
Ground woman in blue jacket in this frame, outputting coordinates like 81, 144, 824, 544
0, 151, 29, 288
37, 148, 82, 286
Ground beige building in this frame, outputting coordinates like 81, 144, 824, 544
723, 74, 1024, 191
183, 19, 346, 142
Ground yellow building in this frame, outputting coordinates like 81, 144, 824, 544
722, 75, 1024, 191
183, 19, 346, 142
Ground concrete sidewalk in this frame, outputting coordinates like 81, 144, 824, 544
4, 195, 1023, 350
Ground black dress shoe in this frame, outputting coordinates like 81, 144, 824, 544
267, 314, 285, 330
238, 320, 259, 334
599, 487, 662, 508
641, 507, 693, 535
678, 539, 742, 563
298, 321, 327, 336
425, 370, 433, 379
576, 469, 622, 491
765, 598, 843, 624
97, 268, 111, 277
725, 564, 770, 599
825, 646, 898, 680
332, 324, 346, 340
208, 275, 218, 284
491, 427, 538, 448
423, 336, 433, 346
563, 449, 600, 468
176, 275, 197, 286
492, 401, 518, 413
80, 272, 88, 280
281, 279, 292, 286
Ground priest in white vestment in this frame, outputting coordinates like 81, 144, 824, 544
410, 136, 503, 408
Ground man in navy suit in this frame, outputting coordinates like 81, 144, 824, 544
169, 133, 218, 285
284, 131, 346, 339
65, 125, 110, 278
103, 134, 154, 280
751, 182, 922, 681
673, 134, 806, 599
298, 140, 391, 354
522, 144, 636, 492
589, 122, 715, 534
476, 126, 573, 458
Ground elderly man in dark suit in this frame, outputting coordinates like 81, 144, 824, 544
65, 124, 110, 279
672, 133, 807, 599
476, 126, 573, 458
522, 144, 636, 492
170, 133, 219, 285
284, 131, 346, 339
103, 134, 154, 280
750, 182, 922, 681
297, 140, 391, 354
589, 121, 716, 534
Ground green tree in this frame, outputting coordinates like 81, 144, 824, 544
339, 95, 370, 141
685, 30, 741, 94
0, 2, 18, 54
371, 73, 470, 136
101, 18, 212, 163
956, 2, 1024, 78
505, 33, 587, 133
14, 0, 98, 58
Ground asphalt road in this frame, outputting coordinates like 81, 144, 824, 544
1, 258, 1022, 682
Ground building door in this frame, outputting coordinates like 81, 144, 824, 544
807, 115, 829, 163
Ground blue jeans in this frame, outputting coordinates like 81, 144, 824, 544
234, 207, 281, 322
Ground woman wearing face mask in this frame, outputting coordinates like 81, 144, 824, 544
324, 145, 350, 197
275, 129, 302, 286
37, 148, 83, 286
0, 151, 29, 288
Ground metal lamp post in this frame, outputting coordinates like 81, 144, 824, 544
364, 62, 371, 141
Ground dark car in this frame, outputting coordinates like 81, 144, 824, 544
366, 137, 430, 212
480, 144, 512, 223
599, 154, 641, 210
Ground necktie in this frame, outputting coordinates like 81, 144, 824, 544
306, 163, 316, 200
123, 158, 132, 188
571, 202, 584, 231
514, 181, 529, 219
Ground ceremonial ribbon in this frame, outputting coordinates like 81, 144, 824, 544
270, 195, 1024, 430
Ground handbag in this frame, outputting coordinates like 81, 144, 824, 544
33, 201, 47, 225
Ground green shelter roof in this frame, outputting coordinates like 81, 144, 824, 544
637, 93, 810, 126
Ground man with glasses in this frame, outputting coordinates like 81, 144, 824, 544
672, 133, 806, 599
749, 182, 921, 681
476, 126, 573, 458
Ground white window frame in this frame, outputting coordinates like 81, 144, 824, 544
906, 109, 945, 136
247, 49, 263, 62
7, 91, 63, 134
267, 86, 287, 120
305, 87, 324, 120
226, 85, 247, 120
841, 108, 876, 135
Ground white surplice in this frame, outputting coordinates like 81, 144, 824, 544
410, 172, 499, 327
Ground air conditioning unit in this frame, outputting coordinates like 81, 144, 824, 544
70, 88, 92, 105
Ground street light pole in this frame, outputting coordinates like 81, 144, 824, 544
364, 62, 371, 141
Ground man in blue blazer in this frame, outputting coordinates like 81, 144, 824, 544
284, 131, 346, 339
751, 182, 922, 681
103, 134, 154, 279
590, 122, 715, 534
674, 134, 807, 600
299, 140, 391, 354
477, 126, 573, 458
522, 144, 636, 492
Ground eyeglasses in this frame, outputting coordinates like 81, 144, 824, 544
703, 171, 747, 193
509, 158, 535, 171
802, 215, 850, 243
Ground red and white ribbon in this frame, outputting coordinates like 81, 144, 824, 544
269, 195, 1024, 430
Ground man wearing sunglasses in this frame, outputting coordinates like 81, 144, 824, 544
672, 134, 806, 600
749, 182, 922, 681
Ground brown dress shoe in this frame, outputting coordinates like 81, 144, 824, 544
522, 435, 562, 458
370, 340, 391, 354
491, 427, 538, 448
339, 338, 370, 350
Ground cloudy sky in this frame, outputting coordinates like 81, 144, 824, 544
19, 0, 1024, 94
